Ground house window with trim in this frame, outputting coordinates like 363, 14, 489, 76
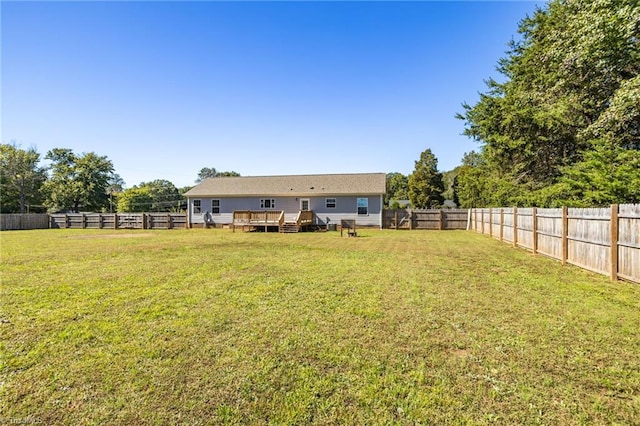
211, 199, 220, 214
357, 198, 368, 215
325, 198, 336, 209
193, 199, 201, 214
260, 199, 276, 209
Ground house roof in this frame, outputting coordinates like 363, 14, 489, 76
184, 173, 386, 197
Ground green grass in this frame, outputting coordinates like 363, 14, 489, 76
1, 228, 639, 425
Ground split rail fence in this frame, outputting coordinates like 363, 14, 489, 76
383, 209, 469, 230
470, 204, 640, 283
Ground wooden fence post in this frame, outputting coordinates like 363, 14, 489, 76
532, 207, 538, 254
167, 213, 172, 230
562, 206, 568, 266
499, 208, 504, 241
439, 209, 444, 230
395, 210, 399, 230
513, 207, 518, 248
610, 204, 619, 281
481, 209, 485, 234
409, 210, 413, 230
489, 208, 493, 237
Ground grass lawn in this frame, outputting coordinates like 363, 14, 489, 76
1, 228, 639, 425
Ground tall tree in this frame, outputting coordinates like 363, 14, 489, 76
138, 179, 180, 212
408, 148, 444, 208
196, 167, 240, 183
196, 167, 218, 183
385, 172, 409, 206
0, 143, 46, 213
457, 0, 640, 206
558, 140, 640, 206
106, 174, 125, 213
42, 148, 114, 212
117, 187, 153, 212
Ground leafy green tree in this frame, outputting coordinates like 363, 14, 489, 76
42, 148, 114, 212
455, 165, 488, 208
451, 175, 460, 207
196, 167, 218, 183
457, 0, 639, 206
385, 172, 409, 206
117, 187, 153, 212
196, 167, 240, 183
106, 174, 125, 213
137, 179, 180, 212
0, 143, 46, 213
441, 169, 457, 202
558, 140, 640, 206
408, 149, 444, 209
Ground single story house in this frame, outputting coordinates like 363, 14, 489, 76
183, 173, 386, 230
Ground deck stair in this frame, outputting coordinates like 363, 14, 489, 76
279, 222, 300, 233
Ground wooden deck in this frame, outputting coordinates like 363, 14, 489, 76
232, 210, 314, 233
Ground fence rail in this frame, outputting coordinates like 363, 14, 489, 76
470, 205, 640, 283
383, 209, 469, 230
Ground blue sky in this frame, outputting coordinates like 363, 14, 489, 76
2, 1, 543, 188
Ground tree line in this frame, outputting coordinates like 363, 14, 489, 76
454, 0, 639, 207
1, 142, 450, 214
0, 144, 241, 214
3, 1, 638, 212
388, 0, 639, 209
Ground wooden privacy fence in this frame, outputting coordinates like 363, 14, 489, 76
470, 205, 640, 283
0, 214, 50, 231
384, 209, 469, 230
49, 213, 187, 230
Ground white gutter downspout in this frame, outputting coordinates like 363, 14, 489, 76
380, 194, 384, 229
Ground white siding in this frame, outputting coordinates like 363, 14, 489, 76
188, 195, 383, 227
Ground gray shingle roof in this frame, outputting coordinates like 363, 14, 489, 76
184, 173, 386, 197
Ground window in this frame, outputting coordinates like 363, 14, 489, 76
326, 198, 336, 209
357, 198, 368, 215
260, 199, 276, 209
193, 199, 201, 214
211, 199, 220, 214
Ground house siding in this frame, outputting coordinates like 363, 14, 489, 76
188, 195, 382, 228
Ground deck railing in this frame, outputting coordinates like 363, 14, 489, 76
233, 210, 283, 224
232, 210, 314, 232
297, 210, 314, 226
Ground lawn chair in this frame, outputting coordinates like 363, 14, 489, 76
340, 219, 357, 237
